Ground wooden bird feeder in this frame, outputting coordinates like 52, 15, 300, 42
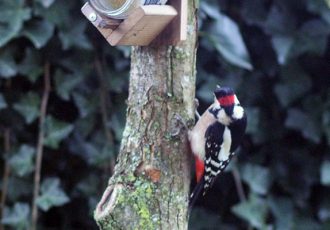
81, 0, 187, 46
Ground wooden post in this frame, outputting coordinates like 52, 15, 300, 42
93, 0, 198, 228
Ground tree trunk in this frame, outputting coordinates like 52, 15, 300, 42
94, 1, 198, 229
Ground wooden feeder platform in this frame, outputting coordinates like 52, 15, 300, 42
81, 0, 187, 46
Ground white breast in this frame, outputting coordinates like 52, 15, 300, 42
188, 105, 217, 160
218, 127, 232, 162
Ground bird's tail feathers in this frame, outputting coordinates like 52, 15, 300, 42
188, 177, 205, 214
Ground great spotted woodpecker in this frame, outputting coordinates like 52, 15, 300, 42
188, 86, 247, 208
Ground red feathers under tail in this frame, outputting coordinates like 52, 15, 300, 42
189, 156, 205, 214
195, 156, 204, 183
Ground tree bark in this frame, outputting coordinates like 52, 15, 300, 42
94, 1, 198, 229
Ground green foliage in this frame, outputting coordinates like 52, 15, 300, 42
0, 49, 18, 78
0, 94, 7, 110
241, 163, 271, 195
17, 49, 43, 82
274, 64, 312, 108
36, 177, 69, 211
43, 116, 74, 149
285, 108, 322, 143
1, 203, 30, 230
268, 196, 294, 230
321, 161, 330, 186
13, 92, 40, 124
191, 0, 330, 228
22, 19, 55, 49
200, 2, 252, 70
231, 194, 268, 229
8, 145, 35, 177
0, 0, 31, 47
0, 0, 128, 229
0, 0, 329, 229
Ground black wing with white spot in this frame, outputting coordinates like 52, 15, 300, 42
203, 122, 228, 195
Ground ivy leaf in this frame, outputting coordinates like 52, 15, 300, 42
232, 194, 268, 229
0, 49, 17, 78
43, 116, 73, 149
0, 0, 31, 47
264, 5, 296, 36
321, 161, 330, 186
323, 110, 330, 146
72, 93, 98, 118
318, 198, 330, 222
13, 92, 41, 124
268, 196, 294, 230
207, 14, 253, 70
271, 35, 294, 65
18, 48, 43, 82
285, 109, 321, 143
306, 0, 330, 24
36, 178, 70, 211
22, 19, 55, 49
8, 145, 35, 177
326, 0, 330, 8
1, 203, 30, 230
200, 1, 222, 20
73, 116, 95, 139
90, 144, 115, 167
54, 70, 83, 101
68, 135, 100, 163
36, 0, 55, 8
291, 19, 330, 57
58, 21, 92, 50
274, 64, 312, 108
0, 94, 8, 110
34, 1, 74, 27
241, 163, 271, 195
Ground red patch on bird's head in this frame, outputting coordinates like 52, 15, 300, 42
218, 94, 235, 106
214, 86, 235, 106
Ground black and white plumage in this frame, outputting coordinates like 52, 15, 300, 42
203, 112, 247, 194
189, 86, 247, 210
203, 122, 228, 194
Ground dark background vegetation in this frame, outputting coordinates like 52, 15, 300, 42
0, 0, 329, 229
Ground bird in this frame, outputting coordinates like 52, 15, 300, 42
188, 86, 247, 210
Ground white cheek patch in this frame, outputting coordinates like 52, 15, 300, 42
232, 106, 244, 120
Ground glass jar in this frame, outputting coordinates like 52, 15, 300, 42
89, 0, 168, 19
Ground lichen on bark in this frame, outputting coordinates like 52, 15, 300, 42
94, 1, 198, 229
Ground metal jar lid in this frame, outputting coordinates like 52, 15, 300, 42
89, 0, 168, 19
